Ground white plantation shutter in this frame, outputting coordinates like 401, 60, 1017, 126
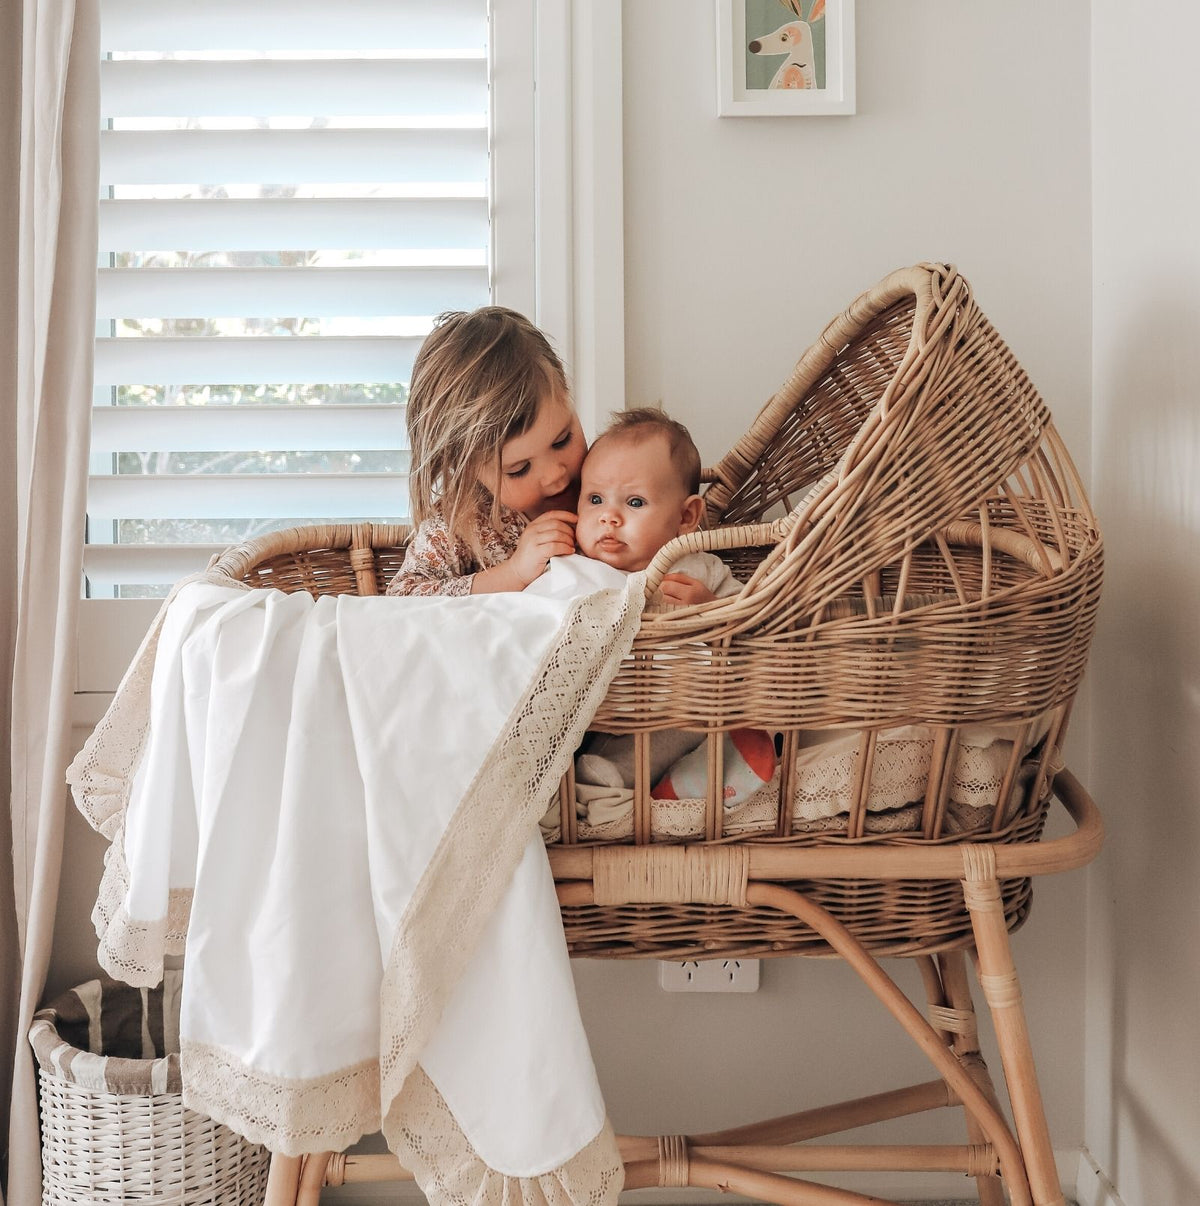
88, 0, 525, 596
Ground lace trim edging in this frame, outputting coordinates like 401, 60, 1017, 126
386, 1064, 624, 1206
181, 1039, 382, 1157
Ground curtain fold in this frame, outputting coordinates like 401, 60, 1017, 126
4, 2, 99, 1203
0, 2, 23, 1198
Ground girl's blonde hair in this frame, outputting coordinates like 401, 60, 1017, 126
406, 307, 570, 553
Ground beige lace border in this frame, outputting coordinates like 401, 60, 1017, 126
387, 1065, 624, 1206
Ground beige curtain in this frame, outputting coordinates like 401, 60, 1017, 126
3, 2, 99, 1203
0, 0, 23, 1195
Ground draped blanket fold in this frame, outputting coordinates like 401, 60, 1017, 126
68, 570, 645, 1206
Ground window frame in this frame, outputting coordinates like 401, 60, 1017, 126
75, 0, 624, 708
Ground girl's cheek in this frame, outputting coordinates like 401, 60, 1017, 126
496, 478, 527, 512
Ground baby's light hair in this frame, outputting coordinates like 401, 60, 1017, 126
406, 307, 570, 553
592, 407, 702, 495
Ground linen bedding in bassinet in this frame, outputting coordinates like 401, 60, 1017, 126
545, 719, 1052, 844
68, 562, 645, 1206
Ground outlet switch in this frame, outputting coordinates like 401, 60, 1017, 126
659, 958, 760, 993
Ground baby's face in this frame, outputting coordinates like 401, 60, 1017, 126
576, 435, 698, 572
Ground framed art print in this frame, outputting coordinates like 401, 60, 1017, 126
717, 0, 856, 116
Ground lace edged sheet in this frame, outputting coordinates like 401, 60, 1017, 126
182, 1038, 382, 1157
373, 577, 646, 1141
176, 1044, 626, 1205
91, 819, 192, 986
70, 572, 246, 986
67, 573, 642, 1203
387, 1066, 624, 1206
69, 572, 250, 842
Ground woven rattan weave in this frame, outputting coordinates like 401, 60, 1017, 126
210, 265, 1103, 1206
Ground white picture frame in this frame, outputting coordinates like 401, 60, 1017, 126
716, 0, 856, 117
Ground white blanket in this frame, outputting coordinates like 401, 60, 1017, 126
69, 563, 644, 1205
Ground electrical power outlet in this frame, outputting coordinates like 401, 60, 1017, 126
659, 958, 760, 993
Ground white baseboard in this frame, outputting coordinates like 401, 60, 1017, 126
1074, 1148, 1127, 1206
319, 1148, 1085, 1204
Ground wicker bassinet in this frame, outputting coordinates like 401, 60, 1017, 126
213, 264, 1103, 1206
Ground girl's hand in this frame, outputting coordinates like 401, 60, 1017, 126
508, 510, 578, 588
657, 573, 717, 605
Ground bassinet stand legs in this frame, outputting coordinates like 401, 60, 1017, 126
263, 860, 1067, 1206
746, 881, 1043, 1206
960, 846, 1064, 1206
264, 1150, 332, 1206
264, 1153, 300, 1206
918, 951, 1006, 1206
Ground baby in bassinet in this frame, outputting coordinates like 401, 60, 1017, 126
529, 409, 777, 831
575, 407, 741, 603
526, 406, 742, 605
536, 410, 1042, 842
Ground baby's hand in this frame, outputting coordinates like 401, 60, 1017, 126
510, 511, 577, 587
657, 573, 717, 605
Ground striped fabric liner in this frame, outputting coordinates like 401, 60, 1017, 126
29, 971, 182, 1095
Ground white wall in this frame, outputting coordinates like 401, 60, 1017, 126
622, 1, 1093, 473
612, 0, 1094, 1178
1087, 4, 1200, 1204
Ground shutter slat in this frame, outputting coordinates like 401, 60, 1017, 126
94, 336, 422, 384
99, 197, 488, 251
100, 129, 488, 185
102, 58, 486, 118
102, 0, 486, 52
91, 403, 408, 452
88, 472, 410, 519
97, 265, 489, 319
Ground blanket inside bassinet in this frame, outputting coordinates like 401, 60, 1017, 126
68, 568, 644, 1206
550, 722, 1045, 844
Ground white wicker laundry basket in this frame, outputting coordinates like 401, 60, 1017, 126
29, 972, 270, 1206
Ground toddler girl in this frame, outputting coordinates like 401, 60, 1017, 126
386, 307, 585, 597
